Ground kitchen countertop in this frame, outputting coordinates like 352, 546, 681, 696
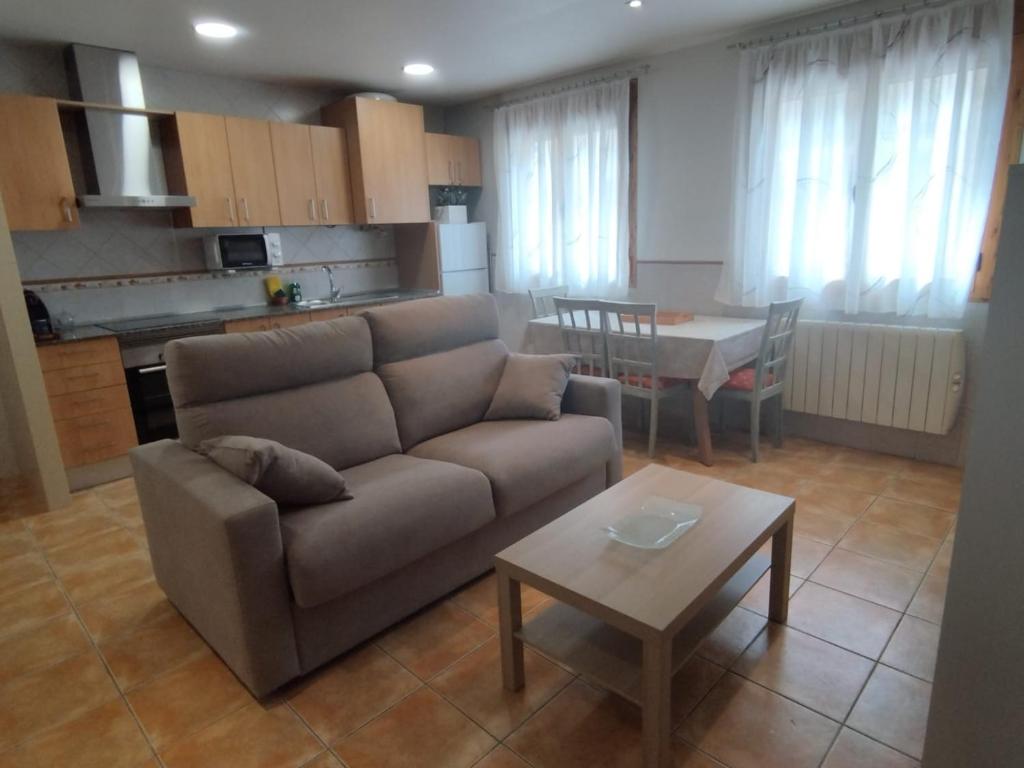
35, 289, 439, 347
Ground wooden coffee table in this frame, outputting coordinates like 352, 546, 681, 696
495, 464, 795, 768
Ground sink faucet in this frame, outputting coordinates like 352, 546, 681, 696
321, 265, 340, 302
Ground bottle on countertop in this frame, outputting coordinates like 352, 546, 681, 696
288, 282, 302, 303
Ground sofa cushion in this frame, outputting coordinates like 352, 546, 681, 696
408, 414, 617, 517
279, 454, 495, 608
485, 353, 575, 421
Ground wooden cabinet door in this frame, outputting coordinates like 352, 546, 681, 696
225, 117, 282, 227
168, 112, 236, 227
0, 94, 78, 230
310, 125, 354, 225
425, 132, 454, 185
451, 135, 482, 186
270, 122, 319, 226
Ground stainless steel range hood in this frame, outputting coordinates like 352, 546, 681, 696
65, 44, 195, 209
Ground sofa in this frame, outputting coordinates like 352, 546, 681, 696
130, 293, 622, 696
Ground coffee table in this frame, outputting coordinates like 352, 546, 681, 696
495, 464, 795, 768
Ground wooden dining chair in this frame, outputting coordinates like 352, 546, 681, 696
715, 299, 804, 462
530, 285, 569, 318
552, 296, 607, 377
601, 301, 688, 458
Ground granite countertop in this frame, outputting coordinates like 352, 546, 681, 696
36, 289, 439, 347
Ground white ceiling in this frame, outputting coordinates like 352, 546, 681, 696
0, 0, 849, 103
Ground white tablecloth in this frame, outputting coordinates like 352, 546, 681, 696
526, 314, 766, 399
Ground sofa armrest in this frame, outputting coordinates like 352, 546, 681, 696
562, 374, 623, 484
130, 439, 300, 696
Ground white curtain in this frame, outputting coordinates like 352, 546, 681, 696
718, 0, 1012, 318
494, 79, 630, 297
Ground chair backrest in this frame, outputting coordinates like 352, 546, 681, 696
754, 298, 804, 395
552, 296, 606, 376
601, 301, 659, 393
529, 285, 569, 318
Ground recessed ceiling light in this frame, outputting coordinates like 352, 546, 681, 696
403, 63, 435, 76
194, 21, 239, 39
626, 0, 643, 7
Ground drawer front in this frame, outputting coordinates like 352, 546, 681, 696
55, 407, 138, 468
309, 307, 349, 322
44, 361, 125, 397
268, 313, 309, 330
224, 317, 271, 333
37, 337, 120, 372
48, 384, 131, 422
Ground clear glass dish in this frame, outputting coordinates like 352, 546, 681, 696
604, 495, 702, 549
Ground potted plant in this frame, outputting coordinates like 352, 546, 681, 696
432, 186, 469, 223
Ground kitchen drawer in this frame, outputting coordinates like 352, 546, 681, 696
44, 361, 126, 397
309, 307, 349, 322
37, 337, 120, 372
268, 313, 310, 330
225, 313, 310, 333
49, 384, 131, 422
55, 407, 138, 468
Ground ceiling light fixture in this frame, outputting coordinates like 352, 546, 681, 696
194, 21, 239, 39
403, 63, 435, 76
626, 0, 643, 7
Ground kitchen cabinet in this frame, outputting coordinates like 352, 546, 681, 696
322, 97, 430, 224
310, 126, 354, 225
425, 132, 482, 187
224, 313, 310, 333
0, 94, 78, 230
270, 123, 354, 226
224, 116, 282, 226
309, 306, 350, 322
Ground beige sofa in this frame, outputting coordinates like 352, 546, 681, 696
130, 294, 622, 696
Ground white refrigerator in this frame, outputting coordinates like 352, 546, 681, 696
437, 222, 489, 295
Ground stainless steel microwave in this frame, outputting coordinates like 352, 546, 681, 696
203, 233, 284, 271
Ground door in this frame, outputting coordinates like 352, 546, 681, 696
450, 135, 482, 186
269, 122, 319, 226
425, 132, 454, 185
310, 125, 354, 225
0, 94, 78, 230
225, 117, 282, 226
170, 112, 236, 227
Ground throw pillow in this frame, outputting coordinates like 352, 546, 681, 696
199, 435, 352, 506
484, 353, 575, 421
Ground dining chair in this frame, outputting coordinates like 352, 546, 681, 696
601, 301, 688, 458
529, 285, 569, 318
552, 296, 607, 377
715, 298, 804, 462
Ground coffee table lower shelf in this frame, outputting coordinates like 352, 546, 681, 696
514, 552, 770, 705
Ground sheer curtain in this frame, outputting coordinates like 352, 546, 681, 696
718, 0, 1012, 318
493, 79, 630, 297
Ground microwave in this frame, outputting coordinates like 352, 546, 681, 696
204, 233, 284, 271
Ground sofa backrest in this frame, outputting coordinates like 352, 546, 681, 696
167, 316, 401, 470
363, 294, 508, 449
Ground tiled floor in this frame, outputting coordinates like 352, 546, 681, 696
0, 432, 958, 767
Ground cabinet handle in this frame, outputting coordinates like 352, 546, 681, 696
321, 199, 330, 222
308, 199, 317, 222
448, 160, 454, 184
367, 196, 377, 220
226, 197, 235, 223
457, 161, 463, 185
60, 198, 74, 223
241, 198, 250, 223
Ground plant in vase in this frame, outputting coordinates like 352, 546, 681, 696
433, 186, 469, 223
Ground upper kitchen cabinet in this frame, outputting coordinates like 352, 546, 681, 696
270, 122, 353, 226
322, 97, 430, 224
224, 116, 281, 227
0, 94, 78, 230
425, 132, 482, 187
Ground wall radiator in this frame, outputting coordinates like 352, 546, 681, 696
783, 321, 965, 435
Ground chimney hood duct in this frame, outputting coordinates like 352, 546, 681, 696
65, 44, 195, 209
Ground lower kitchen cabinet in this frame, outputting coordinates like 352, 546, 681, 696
224, 313, 311, 333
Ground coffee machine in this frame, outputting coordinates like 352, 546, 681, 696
24, 290, 56, 341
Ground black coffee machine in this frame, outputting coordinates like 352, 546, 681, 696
24, 290, 56, 341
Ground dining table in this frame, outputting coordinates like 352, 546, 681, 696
526, 312, 767, 465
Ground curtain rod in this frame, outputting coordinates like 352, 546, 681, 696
493, 64, 650, 109
726, 0, 964, 50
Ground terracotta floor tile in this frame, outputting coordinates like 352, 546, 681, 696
817, 464, 894, 494
431, 636, 573, 738
0, 529, 34, 561
848, 665, 932, 759
928, 540, 954, 580
160, 702, 321, 768
301, 753, 345, 768
794, 507, 857, 545
0, 652, 120, 751
732, 624, 874, 720
376, 601, 494, 680
679, 672, 839, 768
738, 571, 803, 616
906, 571, 948, 624
58, 551, 154, 605
787, 582, 901, 659
832, 448, 914, 474
838, 521, 942, 572
696, 607, 767, 667
472, 745, 533, 768
790, 535, 833, 578
27, 508, 119, 551
0, 579, 71, 640
451, 572, 551, 629
288, 644, 421, 743
102, 498, 144, 528
76, 579, 175, 643
881, 478, 960, 513
798, 481, 877, 518
881, 615, 940, 683
46, 528, 143, 576
94, 477, 139, 507
822, 727, 920, 768
128, 652, 253, 749
335, 687, 495, 767
0, 614, 91, 685
897, 461, 962, 489
810, 548, 923, 611
2, 699, 152, 768
100, 611, 209, 690
862, 497, 955, 540
0, 552, 52, 598
669, 655, 727, 727
730, 465, 809, 497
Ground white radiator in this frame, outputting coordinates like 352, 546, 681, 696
783, 321, 965, 435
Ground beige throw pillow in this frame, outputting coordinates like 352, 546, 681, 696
484, 353, 575, 421
199, 435, 352, 506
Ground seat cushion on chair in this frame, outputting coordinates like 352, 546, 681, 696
408, 415, 617, 517
721, 368, 775, 391
279, 454, 495, 608
616, 373, 686, 390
